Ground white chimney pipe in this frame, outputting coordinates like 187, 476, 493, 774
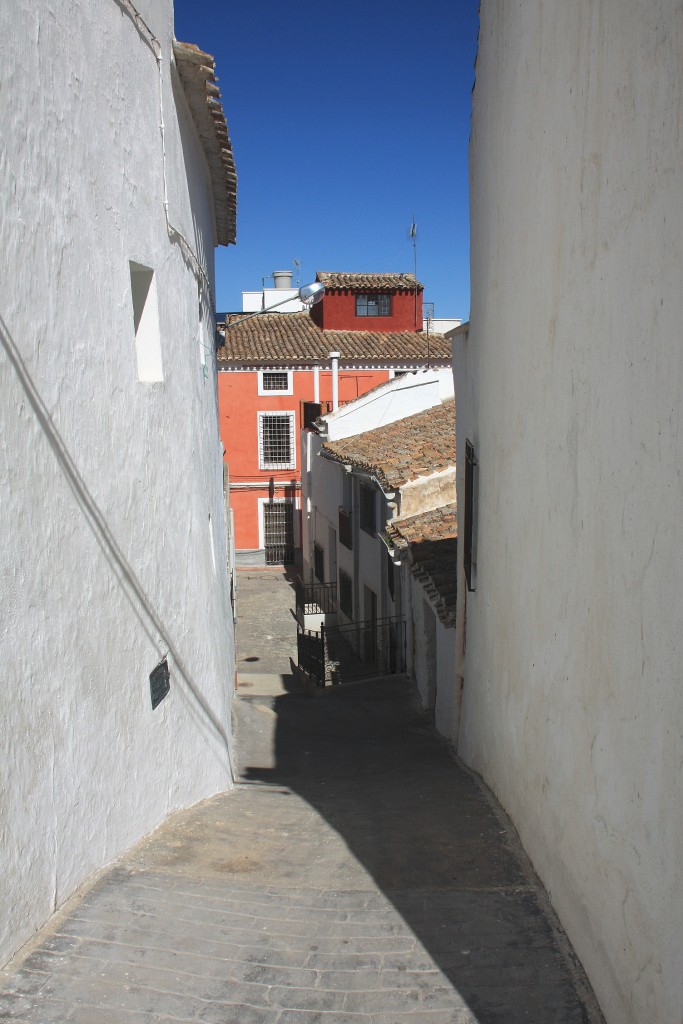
313, 362, 320, 403
329, 351, 340, 411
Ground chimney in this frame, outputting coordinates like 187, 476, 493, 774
272, 270, 293, 289
330, 351, 340, 411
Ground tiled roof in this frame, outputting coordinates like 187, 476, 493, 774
173, 42, 237, 247
216, 312, 450, 364
386, 503, 458, 547
321, 399, 456, 491
316, 272, 423, 292
386, 504, 458, 628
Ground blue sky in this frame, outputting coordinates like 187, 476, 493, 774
173, 1, 479, 321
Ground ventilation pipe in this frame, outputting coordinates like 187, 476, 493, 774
313, 361, 320, 403
329, 351, 340, 411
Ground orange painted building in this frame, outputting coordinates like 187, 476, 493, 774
216, 272, 451, 565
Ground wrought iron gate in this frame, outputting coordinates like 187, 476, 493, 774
297, 617, 405, 687
263, 500, 294, 565
296, 627, 325, 685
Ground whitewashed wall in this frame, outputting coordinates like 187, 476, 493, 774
404, 569, 457, 739
457, 3, 683, 1022
323, 369, 454, 441
0, 0, 234, 966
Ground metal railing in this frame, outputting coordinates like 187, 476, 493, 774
295, 578, 337, 618
297, 615, 406, 687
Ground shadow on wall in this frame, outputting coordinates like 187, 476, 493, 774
239, 675, 603, 1024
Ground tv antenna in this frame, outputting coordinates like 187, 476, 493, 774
292, 258, 301, 285
409, 215, 418, 330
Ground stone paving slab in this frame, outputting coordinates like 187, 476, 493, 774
0, 574, 605, 1023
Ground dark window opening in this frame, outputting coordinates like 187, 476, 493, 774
339, 569, 353, 618
464, 439, 477, 591
387, 548, 395, 601
360, 483, 376, 536
313, 542, 325, 582
339, 507, 353, 549
356, 293, 391, 317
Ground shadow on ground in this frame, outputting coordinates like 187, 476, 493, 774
237, 676, 602, 1024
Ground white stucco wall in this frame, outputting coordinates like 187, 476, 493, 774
405, 570, 457, 739
0, 0, 234, 967
322, 369, 454, 441
458, 4, 683, 1022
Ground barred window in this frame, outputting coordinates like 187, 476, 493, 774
339, 569, 353, 619
356, 293, 391, 317
259, 370, 292, 394
258, 412, 295, 470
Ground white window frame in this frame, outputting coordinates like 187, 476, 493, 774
258, 369, 293, 396
257, 496, 300, 549
258, 410, 296, 470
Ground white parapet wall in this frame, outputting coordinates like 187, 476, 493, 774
457, 3, 683, 1023
0, 0, 235, 966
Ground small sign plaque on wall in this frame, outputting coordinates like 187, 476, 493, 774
150, 658, 170, 710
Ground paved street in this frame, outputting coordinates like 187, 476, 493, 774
0, 571, 604, 1023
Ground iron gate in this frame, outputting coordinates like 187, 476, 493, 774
297, 617, 405, 687
263, 500, 294, 565
296, 627, 324, 684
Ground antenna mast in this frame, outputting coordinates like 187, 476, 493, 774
409, 215, 418, 331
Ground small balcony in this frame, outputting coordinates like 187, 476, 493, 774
295, 578, 337, 631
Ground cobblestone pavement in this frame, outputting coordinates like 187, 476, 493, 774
0, 573, 604, 1024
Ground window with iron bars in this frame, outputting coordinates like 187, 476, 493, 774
356, 293, 391, 317
259, 370, 292, 394
258, 412, 295, 470
339, 569, 353, 619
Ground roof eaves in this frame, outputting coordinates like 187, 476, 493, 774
173, 40, 237, 247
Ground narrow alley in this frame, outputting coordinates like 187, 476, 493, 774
0, 571, 603, 1024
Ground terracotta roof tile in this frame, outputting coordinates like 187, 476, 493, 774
216, 312, 450, 364
321, 399, 456, 491
386, 505, 458, 628
386, 503, 458, 546
173, 41, 237, 247
316, 272, 422, 291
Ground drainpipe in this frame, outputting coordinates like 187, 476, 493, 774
329, 351, 340, 411
313, 361, 320, 403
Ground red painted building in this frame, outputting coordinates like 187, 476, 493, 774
216, 272, 451, 565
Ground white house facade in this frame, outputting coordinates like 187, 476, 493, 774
301, 385, 456, 703
0, 0, 237, 967
453, 3, 683, 1023
386, 505, 458, 739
